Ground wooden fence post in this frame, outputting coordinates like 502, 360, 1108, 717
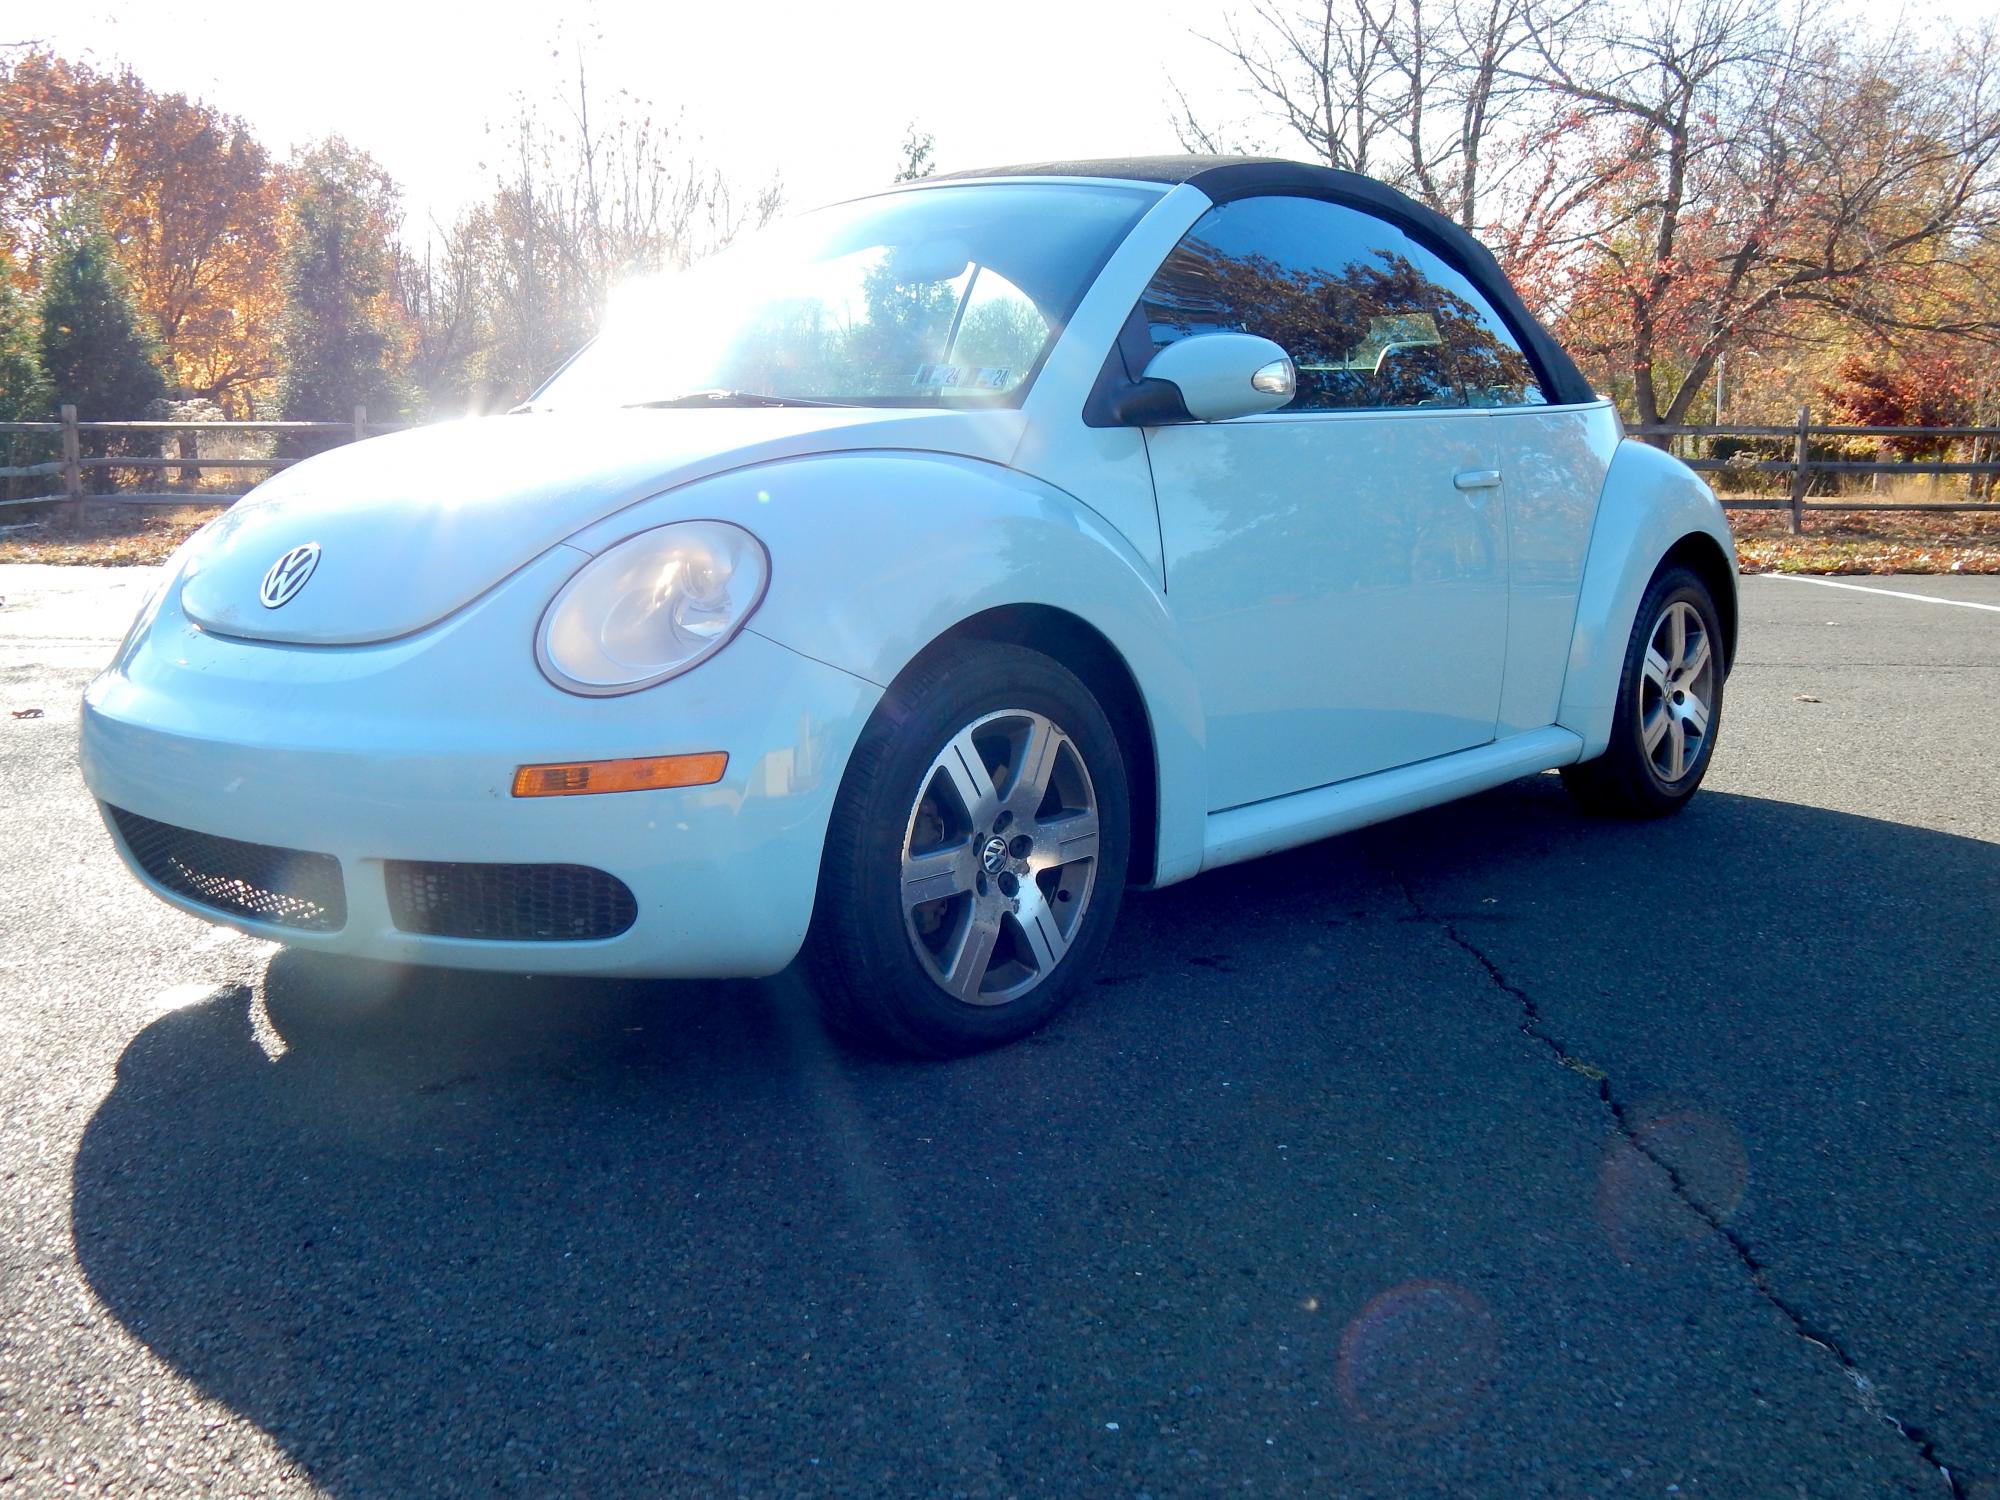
60, 405, 83, 511
174, 422, 200, 488
353, 404, 367, 444
1788, 404, 1810, 537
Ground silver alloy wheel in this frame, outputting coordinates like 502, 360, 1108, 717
1640, 599, 1715, 783
900, 708, 1101, 1006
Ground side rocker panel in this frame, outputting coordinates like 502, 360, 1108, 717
564, 452, 1212, 887
1558, 439, 1739, 761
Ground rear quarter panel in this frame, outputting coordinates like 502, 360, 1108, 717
1558, 438, 1738, 760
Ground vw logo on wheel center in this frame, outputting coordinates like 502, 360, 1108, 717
258, 542, 321, 608
981, 835, 1011, 875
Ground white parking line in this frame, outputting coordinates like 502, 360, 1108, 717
1761, 574, 2000, 613
148, 981, 225, 1014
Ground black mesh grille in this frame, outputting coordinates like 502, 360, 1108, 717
107, 806, 346, 932
384, 861, 637, 942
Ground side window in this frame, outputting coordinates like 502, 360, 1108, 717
1137, 196, 1548, 412
946, 269, 1049, 383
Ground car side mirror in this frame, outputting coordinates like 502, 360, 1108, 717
1110, 333, 1297, 425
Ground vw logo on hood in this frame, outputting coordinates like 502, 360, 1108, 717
258, 542, 322, 609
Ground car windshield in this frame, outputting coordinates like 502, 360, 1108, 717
531, 181, 1161, 411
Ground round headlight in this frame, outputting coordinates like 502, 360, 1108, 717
536, 520, 769, 695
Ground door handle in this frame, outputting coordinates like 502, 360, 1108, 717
1453, 469, 1503, 490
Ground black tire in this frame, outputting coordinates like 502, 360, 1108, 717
805, 641, 1130, 1056
1562, 564, 1725, 818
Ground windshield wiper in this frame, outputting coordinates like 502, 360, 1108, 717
623, 389, 849, 409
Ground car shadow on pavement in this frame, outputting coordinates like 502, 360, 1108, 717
68, 780, 2000, 1498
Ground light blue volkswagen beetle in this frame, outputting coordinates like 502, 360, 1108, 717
82, 156, 1735, 1055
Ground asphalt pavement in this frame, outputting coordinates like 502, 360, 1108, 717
1, 563, 1995, 1498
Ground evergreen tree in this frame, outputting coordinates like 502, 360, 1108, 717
894, 124, 936, 183
0, 263, 49, 415
0, 254, 55, 499
36, 210, 167, 488
275, 141, 409, 448
37, 209, 167, 420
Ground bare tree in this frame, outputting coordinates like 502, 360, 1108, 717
1178, 0, 1402, 178
412, 56, 786, 410
1175, 0, 1578, 229
895, 124, 937, 183
393, 215, 498, 416
1522, 0, 2000, 424
525, 54, 783, 307
1385, 0, 1584, 227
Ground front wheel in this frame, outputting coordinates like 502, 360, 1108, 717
805, 641, 1130, 1056
1562, 565, 1725, 818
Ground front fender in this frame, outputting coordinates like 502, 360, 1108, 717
1558, 440, 1738, 760
565, 452, 1211, 885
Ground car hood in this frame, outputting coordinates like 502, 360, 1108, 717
177, 406, 1024, 645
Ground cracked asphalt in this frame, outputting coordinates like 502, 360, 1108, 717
1, 563, 1996, 1498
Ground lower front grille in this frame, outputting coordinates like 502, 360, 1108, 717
107, 806, 347, 932
385, 860, 637, 942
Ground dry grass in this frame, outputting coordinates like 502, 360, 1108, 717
0, 502, 226, 566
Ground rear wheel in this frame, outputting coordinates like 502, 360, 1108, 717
1562, 565, 1724, 818
805, 641, 1130, 1055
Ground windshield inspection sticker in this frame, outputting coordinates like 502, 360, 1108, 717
913, 364, 1013, 391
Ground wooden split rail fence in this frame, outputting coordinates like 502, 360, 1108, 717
0, 406, 403, 512
1630, 406, 2000, 535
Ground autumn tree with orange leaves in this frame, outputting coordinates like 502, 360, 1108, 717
1530, 0, 2000, 427
0, 50, 284, 414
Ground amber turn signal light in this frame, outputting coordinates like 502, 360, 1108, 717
511, 752, 728, 798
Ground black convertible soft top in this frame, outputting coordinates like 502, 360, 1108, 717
935, 155, 1594, 407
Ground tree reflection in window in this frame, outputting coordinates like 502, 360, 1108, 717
1140, 199, 1546, 412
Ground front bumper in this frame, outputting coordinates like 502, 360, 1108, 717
80, 548, 882, 977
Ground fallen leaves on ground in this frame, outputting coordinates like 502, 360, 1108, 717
1725, 505, 2000, 574
0, 504, 225, 566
